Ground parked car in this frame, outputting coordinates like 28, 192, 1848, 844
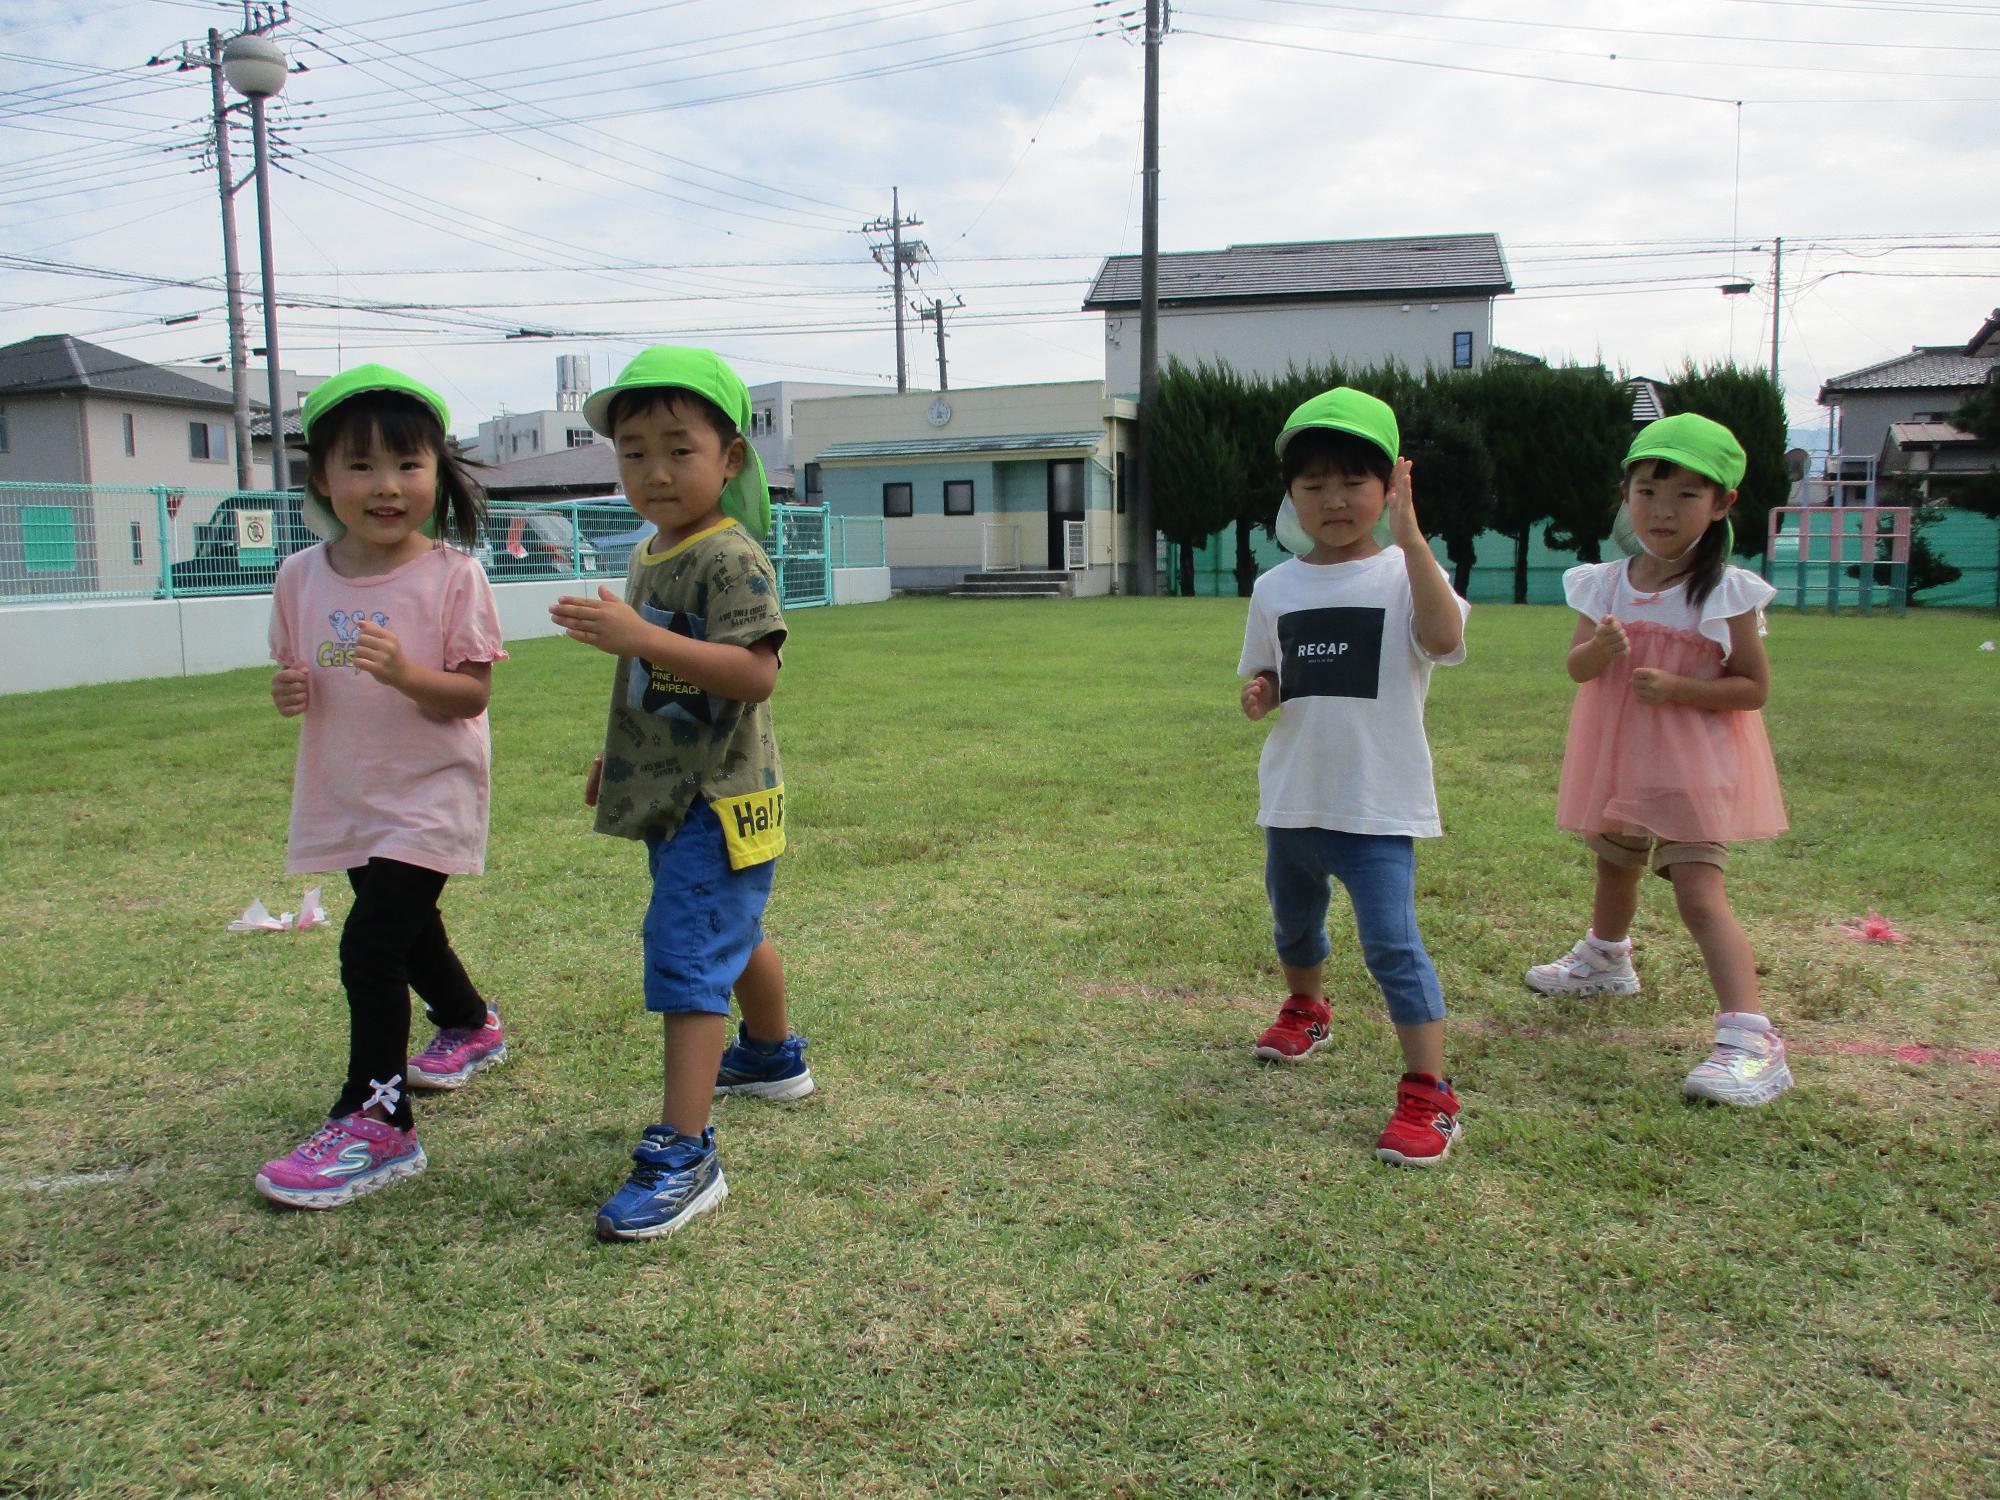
166, 492, 315, 596
483, 509, 605, 581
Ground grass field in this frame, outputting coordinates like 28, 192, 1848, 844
2, 597, 1996, 1498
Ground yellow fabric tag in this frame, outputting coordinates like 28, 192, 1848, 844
712, 786, 786, 870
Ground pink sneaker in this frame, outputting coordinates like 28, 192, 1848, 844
407, 1009, 507, 1091
254, 1113, 426, 1209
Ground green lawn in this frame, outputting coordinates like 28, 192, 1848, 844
2, 597, 1995, 1497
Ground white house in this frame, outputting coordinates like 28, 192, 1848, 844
1083, 233, 1514, 394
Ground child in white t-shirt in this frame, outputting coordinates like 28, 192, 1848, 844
1237, 387, 1471, 1166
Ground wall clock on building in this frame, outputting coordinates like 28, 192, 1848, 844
926, 396, 952, 427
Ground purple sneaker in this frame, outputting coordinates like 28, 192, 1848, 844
254, 1112, 427, 1209
407, 1009, 507, 1091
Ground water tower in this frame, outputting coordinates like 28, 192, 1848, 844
556, 354, 591, 412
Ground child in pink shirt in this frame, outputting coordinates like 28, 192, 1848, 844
254, 366, 509, 1210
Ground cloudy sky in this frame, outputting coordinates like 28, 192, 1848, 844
4, 0, 1998, 443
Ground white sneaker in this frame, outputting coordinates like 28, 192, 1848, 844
1524, 936, 1640, 996
1683, 1022, 1795, 1106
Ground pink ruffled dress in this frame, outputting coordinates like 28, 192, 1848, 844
1556, 559, 1787, 844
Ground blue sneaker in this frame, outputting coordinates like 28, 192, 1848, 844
714, 1027, 815, 1101
595, 1126, 727, 1241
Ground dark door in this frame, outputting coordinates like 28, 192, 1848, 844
1046, 458, 1084, 569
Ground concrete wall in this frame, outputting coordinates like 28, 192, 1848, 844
1101, 296, 1497, 395
1, 576, 889, 696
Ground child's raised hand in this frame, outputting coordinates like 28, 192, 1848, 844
1593, 614, 1630, 659
352, 621, 408, 686
551, 586, 648, 657
1241, 673, 1277, 721
1383, 457, 1421, 546
584, 753, 603, 808
270, 665, 309, 717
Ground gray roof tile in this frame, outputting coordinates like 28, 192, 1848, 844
0, 334, 237, 408
816, 431, 1106, 461
1083, 234, 1511, 310
1819, 346, 1994, 396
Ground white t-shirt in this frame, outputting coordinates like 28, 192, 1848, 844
1562, 558, 1775, 661
1237, 547, 1470, 837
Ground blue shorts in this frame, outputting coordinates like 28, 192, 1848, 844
642, 798, 775, 1015
1264, 826, 1445, 1026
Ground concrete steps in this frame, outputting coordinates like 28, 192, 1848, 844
949, 570, 1073, 599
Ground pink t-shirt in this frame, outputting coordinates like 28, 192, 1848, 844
269, 543, 507, 876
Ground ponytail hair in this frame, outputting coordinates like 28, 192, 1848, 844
299, 391, 488, 549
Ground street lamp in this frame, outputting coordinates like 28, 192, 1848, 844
223, 34, 289, 492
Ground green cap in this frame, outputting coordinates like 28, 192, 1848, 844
583, 346, 770, 539
297, 364, 452, 539
1274, 387, 1400, 465
1624, 413, 1746, 492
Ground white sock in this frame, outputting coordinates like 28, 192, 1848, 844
1584, 929, 1630, 955
1717, 1011, 1771, 1033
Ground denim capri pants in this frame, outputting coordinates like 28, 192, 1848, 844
1264, 826, 1445, 1025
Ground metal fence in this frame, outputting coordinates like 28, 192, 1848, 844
0, 485, 835, 611
830, 514, 885, 569
1171, 507, 2000, 608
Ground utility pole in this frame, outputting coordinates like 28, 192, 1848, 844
157, 30, 256, 488
1770, 235, 1782, 390
862, 188, 926, 394
918, 296, 963, 390
1130, 0, 1165, 595
153, 6, 291, 491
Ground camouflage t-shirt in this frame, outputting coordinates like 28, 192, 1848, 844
594, 518, 786, 860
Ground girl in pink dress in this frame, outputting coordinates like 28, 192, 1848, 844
254, 366, 510, 1209
1525, 414, 1793, 1107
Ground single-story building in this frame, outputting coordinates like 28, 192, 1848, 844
792, 381, 1138, 595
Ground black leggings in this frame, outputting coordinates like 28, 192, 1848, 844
331, 858, 488, 1128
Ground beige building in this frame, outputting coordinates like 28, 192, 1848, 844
0, 334, 282, 598
792, 381, 1138, 595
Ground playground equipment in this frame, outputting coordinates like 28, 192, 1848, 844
1764, 505, 1912, 615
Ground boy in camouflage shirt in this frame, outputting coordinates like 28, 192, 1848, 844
552, 346, 812, 1240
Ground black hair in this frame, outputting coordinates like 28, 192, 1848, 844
605, 386, 741, 449
1621, 457, 1732, 608
301, 391, 487, 548
1281, 426, 1394, 488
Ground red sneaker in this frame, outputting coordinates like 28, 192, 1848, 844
1375, 1073, 1462, 1166
1253, 994, 1333, 1062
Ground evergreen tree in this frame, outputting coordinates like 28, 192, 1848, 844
1150, 359, 1249, 596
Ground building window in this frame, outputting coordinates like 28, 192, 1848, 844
1116, 452, 1128, 515
882, 482, 913, 518
130, 520, 145, 565
943, 479, 974, 516
123, 413, 136, 456
1453, 331, 1474, 369
803, 462, 822, 499
189, 420, 227, 461
567, 428, 593, 448
0, 405, 9, 453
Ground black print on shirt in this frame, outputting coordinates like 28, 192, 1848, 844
627, 601, 716, 725
1277, 606, 1384, 701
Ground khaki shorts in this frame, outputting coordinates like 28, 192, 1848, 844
1584, 830, 1728, 879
